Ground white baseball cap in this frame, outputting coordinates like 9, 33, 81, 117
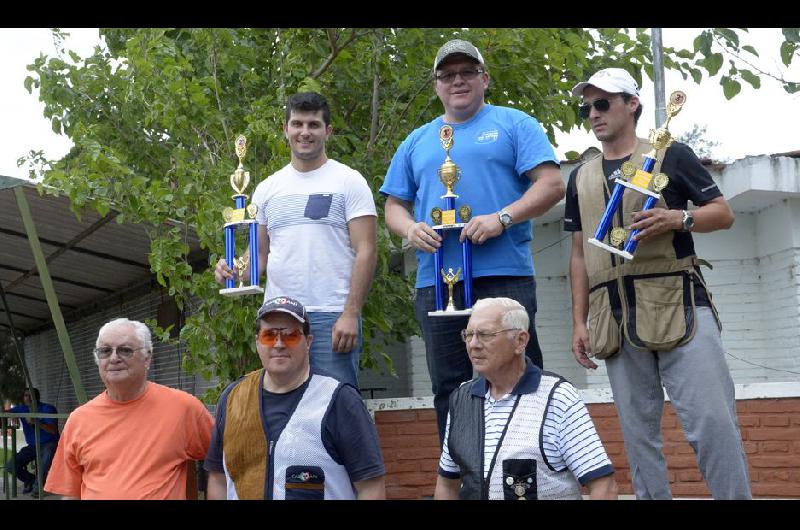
571, 68, 640, 98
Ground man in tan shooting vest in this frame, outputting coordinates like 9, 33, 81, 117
564, 68, 751, 499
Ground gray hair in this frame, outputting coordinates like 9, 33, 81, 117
94, 318, 153, 364
472, 297, 529, 333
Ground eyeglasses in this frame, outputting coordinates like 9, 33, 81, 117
578, 95, 622, 119
94, 346, 142, 359
258, 328, 304, 347
435, 67, 484, 84
460, 328, 519, 343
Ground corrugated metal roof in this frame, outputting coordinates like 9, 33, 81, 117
0, 175, 205, 335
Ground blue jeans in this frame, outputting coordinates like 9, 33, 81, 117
4, 441, 57, 489
414, 275, 543, 444
307, 311, 361, 389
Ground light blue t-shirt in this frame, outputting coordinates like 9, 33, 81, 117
380, 104, 559, 288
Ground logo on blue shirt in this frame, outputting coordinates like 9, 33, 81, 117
476, 129, 499, 143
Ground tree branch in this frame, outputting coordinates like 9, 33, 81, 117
211, 40, 231, 147
366, 31, 383, 158
310, 28, 370, 80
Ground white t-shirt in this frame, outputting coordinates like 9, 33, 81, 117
252, 159, 377, 312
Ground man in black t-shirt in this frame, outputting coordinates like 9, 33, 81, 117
565, 68, 751, 500
204, 296, 385, 500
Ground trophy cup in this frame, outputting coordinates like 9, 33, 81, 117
219, 135, 264, 296
427, 125, 473, 317
587, 91, 687, 260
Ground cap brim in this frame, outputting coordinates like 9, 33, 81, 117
571, 82, 591, 98
257, 307, 306, 324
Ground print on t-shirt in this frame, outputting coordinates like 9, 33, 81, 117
304, 193, 333, 220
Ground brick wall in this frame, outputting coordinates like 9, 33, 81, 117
375, 397, 800, 499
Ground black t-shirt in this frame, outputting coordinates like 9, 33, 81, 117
564, 141, 721, 306
204, 372, 385, 484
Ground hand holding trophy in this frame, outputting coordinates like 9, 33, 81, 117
219, 135, 264, 296
587, 91, 686, 260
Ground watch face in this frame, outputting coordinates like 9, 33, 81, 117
500, 213, 512, 226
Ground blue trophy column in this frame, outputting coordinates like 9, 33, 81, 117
434, 231, 444, 311
462, 240, 473, 308
225, 225, 236, 289
593, 183, 624, 242
249, 221, 259, 287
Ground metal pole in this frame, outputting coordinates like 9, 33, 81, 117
652, 28, 667, 128
14, 187, 87, 404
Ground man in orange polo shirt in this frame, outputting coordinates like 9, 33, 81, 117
45, 318, 214, 499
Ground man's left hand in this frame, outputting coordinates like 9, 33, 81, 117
332, 313, 359, 353
459, 214, 504, 244
630, 208, 683, 243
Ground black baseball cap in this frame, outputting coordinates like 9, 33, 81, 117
256, 296, 308, 324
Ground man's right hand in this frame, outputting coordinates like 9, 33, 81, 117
214, 258, 236, 285
572, 323, 597, 370
406, 222, 442, 253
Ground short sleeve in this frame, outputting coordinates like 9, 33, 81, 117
665, 142, 723, 206
43, 416, 83, 497
563, 166, 582, 232
437, 412, 461, 479
204, 382, 236, 473
323, 385, 385, 483
542, 382, 614, 486
184, 395, 214, 461
379, 136, 417, 201
513, 115, 560, 178
345, 169, 378, 222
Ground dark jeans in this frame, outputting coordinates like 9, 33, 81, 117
414, 275, 543, 445
3, 441, 57, 488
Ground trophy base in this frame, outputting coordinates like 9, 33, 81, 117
427, 308, 473, 317
431, 222, 466, 230
587, 238, 634, 261
219, 285, 265, 297
614, 178, 660, 199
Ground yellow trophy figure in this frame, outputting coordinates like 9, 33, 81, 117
441, 267, 462, 312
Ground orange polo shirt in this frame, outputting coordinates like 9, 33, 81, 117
45, 382, 213, 499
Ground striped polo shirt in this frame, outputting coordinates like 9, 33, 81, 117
439, 359, 614, 486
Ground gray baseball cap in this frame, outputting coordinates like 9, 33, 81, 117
257, 296, 307, 325
433, 39, 485, 71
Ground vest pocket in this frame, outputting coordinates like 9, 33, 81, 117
285, 466, 325, 500
624, 272, 695, 350
588, 282, 622, 359
502, 459, 538, 500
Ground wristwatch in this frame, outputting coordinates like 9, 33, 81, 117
681, 210, 695, 232
498, 208, 513, 230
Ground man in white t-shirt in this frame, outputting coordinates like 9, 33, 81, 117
214, 92, 377, 388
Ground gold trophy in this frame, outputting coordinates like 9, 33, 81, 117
587, 91, 686, 259
220, 134, 264, 296
428, 126, 474, 316
441, 267, 461, 312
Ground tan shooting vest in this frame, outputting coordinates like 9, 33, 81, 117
575, 138, 720, 358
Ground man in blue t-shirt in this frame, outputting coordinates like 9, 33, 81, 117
4, 387, 59, 496
380, 39, 565, 443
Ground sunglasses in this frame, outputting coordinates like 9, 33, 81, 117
258, 328, 304, 347
578, 96, 619, 119
94, 346, 142, 359
435, 67, 484, 84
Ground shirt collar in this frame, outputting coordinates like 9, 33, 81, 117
470, 357, 542, 398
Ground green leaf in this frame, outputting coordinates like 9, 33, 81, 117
24, 76, 33, 93
780, 41, 796, 66
739, 69, 761, 89
722, 78, 741, 99
741, 45, 759, 57
704, 53, 724, 76
782, 28, 800, 43
689, 68, 702, 84
715, 28, 739, 47
565, 150, 580, 161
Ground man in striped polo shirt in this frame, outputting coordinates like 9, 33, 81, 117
434, 297, 617, 500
